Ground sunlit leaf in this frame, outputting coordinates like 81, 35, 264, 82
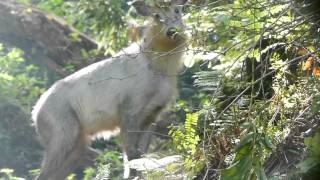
312, 65, 320, 77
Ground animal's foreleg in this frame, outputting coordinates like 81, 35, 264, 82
138, 124, 156, 154
120, 115, 151, 179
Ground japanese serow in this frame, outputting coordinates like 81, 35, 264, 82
32, 0, 187, 179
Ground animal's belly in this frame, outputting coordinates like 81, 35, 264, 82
82, 110, 120, 135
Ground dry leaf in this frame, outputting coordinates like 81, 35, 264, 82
313, 65, 320, 77
297, 47, 308, 55
303, 56, 314, 71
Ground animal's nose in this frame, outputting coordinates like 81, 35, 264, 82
166, 27, 178, 37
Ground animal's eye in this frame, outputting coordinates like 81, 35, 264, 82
174, 8, 179, 14
154, 13, 160, 19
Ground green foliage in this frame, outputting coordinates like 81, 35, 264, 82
171, 113, 200, 154
0, 44, 44, 177
0, 169, 25, 180
67, 0, 128, 54
170, 112, 203, 176
82, 168, 95, 180
220, 125, 273, 180
89, 150, 123, 180
0, 44, 44, 111
58, 150, 122, 180
66, 173, 76, 180
296, 131, 320, 174
36, 0, 67, 16
172, 0, 320, 179
27, 169, 39, 180
35, 0, 129, 54
311, 92, 320, 114
98, 150, 123, 174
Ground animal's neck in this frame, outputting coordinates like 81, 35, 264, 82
141, 24, 185, 76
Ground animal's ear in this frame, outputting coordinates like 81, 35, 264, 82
131, 0, 152, 16
172, 0, 188, 5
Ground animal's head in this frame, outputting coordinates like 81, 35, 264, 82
132, 0, 187, 49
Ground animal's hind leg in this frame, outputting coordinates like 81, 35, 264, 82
36, 114, 87, 180
81, 147, 101, 167
57, 133, 88, 179
75, 147, 101, 177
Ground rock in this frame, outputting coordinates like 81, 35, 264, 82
129, 155, 186, 180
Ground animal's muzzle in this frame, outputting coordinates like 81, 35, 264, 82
166, 28, 178, 38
